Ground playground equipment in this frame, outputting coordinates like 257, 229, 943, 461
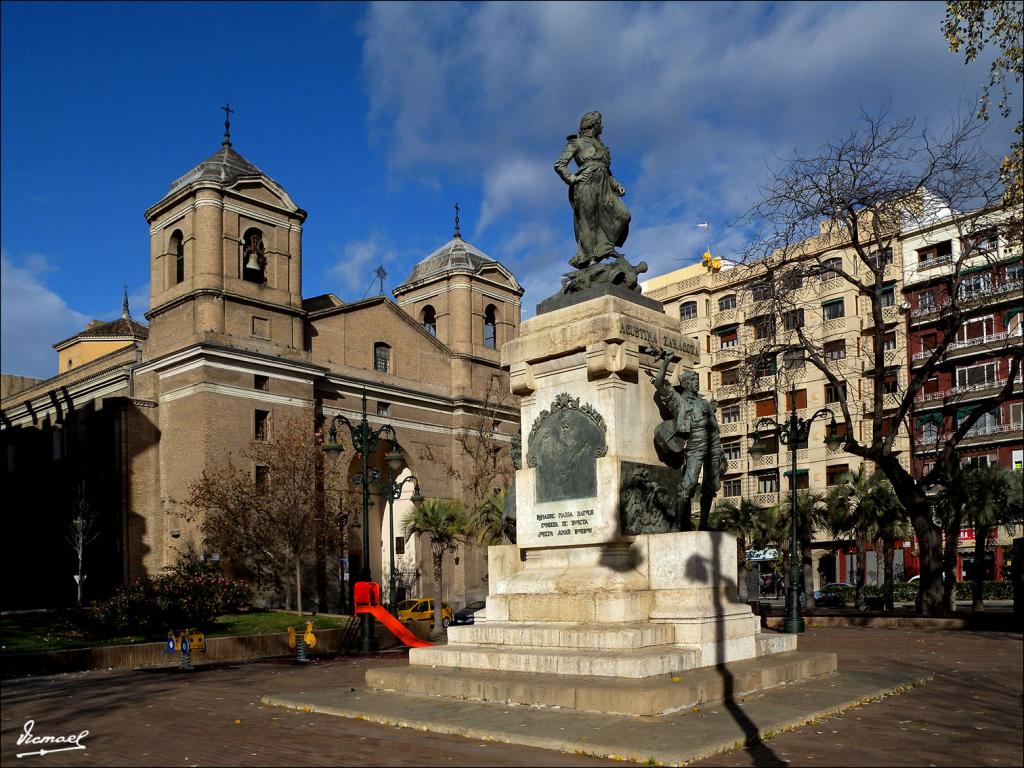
287, 621, 316, 663
163, 628, 206, 671
353, 581, 431, 648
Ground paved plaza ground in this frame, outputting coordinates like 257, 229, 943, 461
1, 625, 1020, 767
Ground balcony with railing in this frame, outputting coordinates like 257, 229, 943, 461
911, 330, 1015, 363
909, 278, 1023, 322
712, 308, 744, 327
915, 376, 1014, 403
961, 421, 1023, 442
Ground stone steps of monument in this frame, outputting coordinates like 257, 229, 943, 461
367, 650, 840, 716
446, 621, 676, 650
409, 642, 700, 678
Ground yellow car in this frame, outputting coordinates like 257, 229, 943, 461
396, 598, 454, 629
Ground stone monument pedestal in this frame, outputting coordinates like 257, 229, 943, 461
368, 292, 824, 714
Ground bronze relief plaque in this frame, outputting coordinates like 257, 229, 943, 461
527, 393, 607, 503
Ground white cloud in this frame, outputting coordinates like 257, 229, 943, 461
328, 232, 398, 296
477, 156, 562, 234
1, 252, 89, 379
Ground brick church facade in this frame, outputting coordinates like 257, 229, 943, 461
0, 133, 523, 611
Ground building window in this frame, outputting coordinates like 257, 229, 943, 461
757, 472, 779, 494
959, 317, 994, 342
917, 290, 936, 312
964, 454, 999, 468
722, 440, 741, 462
786, 388, 808, 411
787, 471, 810, 491
255, 465, 270, 488
721, 404, 742, 423
680, 301, 698, 321
751, 282, 773, 302
242, 228, 266, 283
718, 294, 737, 312
921, 421, 940, 443
484, 305, 497, 349
881, 285, 896, 308
781, 270, 803, 290
821, 257, 843, 281
395, 536, 405, 555
825, 382, 847, 404
958, 273, 991, 301
783, 348, 805, 370
783, 309, 804, 330
867, 247, 893, 268
720, 367, 740, 386
917, 240, 952, 264
254, 375, 269, 391
753, 355, 776, 377
963, 227, 998, 254
1005, 262, 1023, 285
374, 342, 391, 374
822, 298, 845, 321
255, 410, 270, 441
754, 397, 777, 418
883, 332, 897, 352
824, 340, 846, 360
377, 401, 391, 418
956, 362, 998, 387
421, 305, 437, 337
826, 464, 850, 486
67, 359, 73, 370
723, 478, 742, 497
752, 316, 775, 340
882, 374, 899, 395
719, 329, 738, 348
171, 229, 185, 285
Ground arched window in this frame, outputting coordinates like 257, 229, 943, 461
242, 228, 266, 283
483, 305, 497, 349
374, 342, 391, 374
170, 230, 185, 285
421, 305, 437, 337
680, 301, 698, 320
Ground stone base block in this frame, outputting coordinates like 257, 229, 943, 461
368, 650, 838, 716
409, 643, 699, 678
757, 631, 798, 656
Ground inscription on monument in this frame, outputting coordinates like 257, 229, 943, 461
527, 394, 607, 503
620, 321, 698, 357
536, 508, 595, 538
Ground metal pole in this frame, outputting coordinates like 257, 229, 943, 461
784, 385, 806, 634
388, 485, 397, 615
357, 390, 379, 653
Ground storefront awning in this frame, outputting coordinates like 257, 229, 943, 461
715, 324, 739, 334
1005, 308, 1021, 326
782, 468, 809, 477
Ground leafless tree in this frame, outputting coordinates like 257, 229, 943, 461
736, 110, 1021, 615
66, 484, 100, 607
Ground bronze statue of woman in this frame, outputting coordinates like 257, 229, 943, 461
554, 111, 631, 270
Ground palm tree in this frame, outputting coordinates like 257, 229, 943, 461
403, 498, 467, 635
778, 490, 826, 610
824, 468, 902, 611
710, 498, 772, 601
464, 488, 516, 546
958, 466, 1023, 612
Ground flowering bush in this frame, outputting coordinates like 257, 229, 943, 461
93, 568, 250, 635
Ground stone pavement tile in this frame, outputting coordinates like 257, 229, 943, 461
262, 667, 929, 766
0, 653, 617, 767
691, 627, 1023, 767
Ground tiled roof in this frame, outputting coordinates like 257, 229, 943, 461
53, 317, 148, 349
400, 235, 495, 285
169, 144, 267, 193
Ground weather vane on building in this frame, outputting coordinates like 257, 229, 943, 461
221, 103, 233, 147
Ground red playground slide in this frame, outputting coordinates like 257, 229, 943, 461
353, 582, 432, 648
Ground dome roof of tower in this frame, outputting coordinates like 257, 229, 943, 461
401, 235, 495, 285
168, 144, 269, 193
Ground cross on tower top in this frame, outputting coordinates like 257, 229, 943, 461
221, 103, 233, 147
453, 203, 461, 239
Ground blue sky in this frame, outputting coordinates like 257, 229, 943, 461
1, 1, 1016, 378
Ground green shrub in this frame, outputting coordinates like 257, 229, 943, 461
955, 580, 1014, 601
93, 571, 250, 635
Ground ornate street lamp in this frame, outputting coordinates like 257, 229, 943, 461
323, 390, 399, 653
749, 383, 840, 634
